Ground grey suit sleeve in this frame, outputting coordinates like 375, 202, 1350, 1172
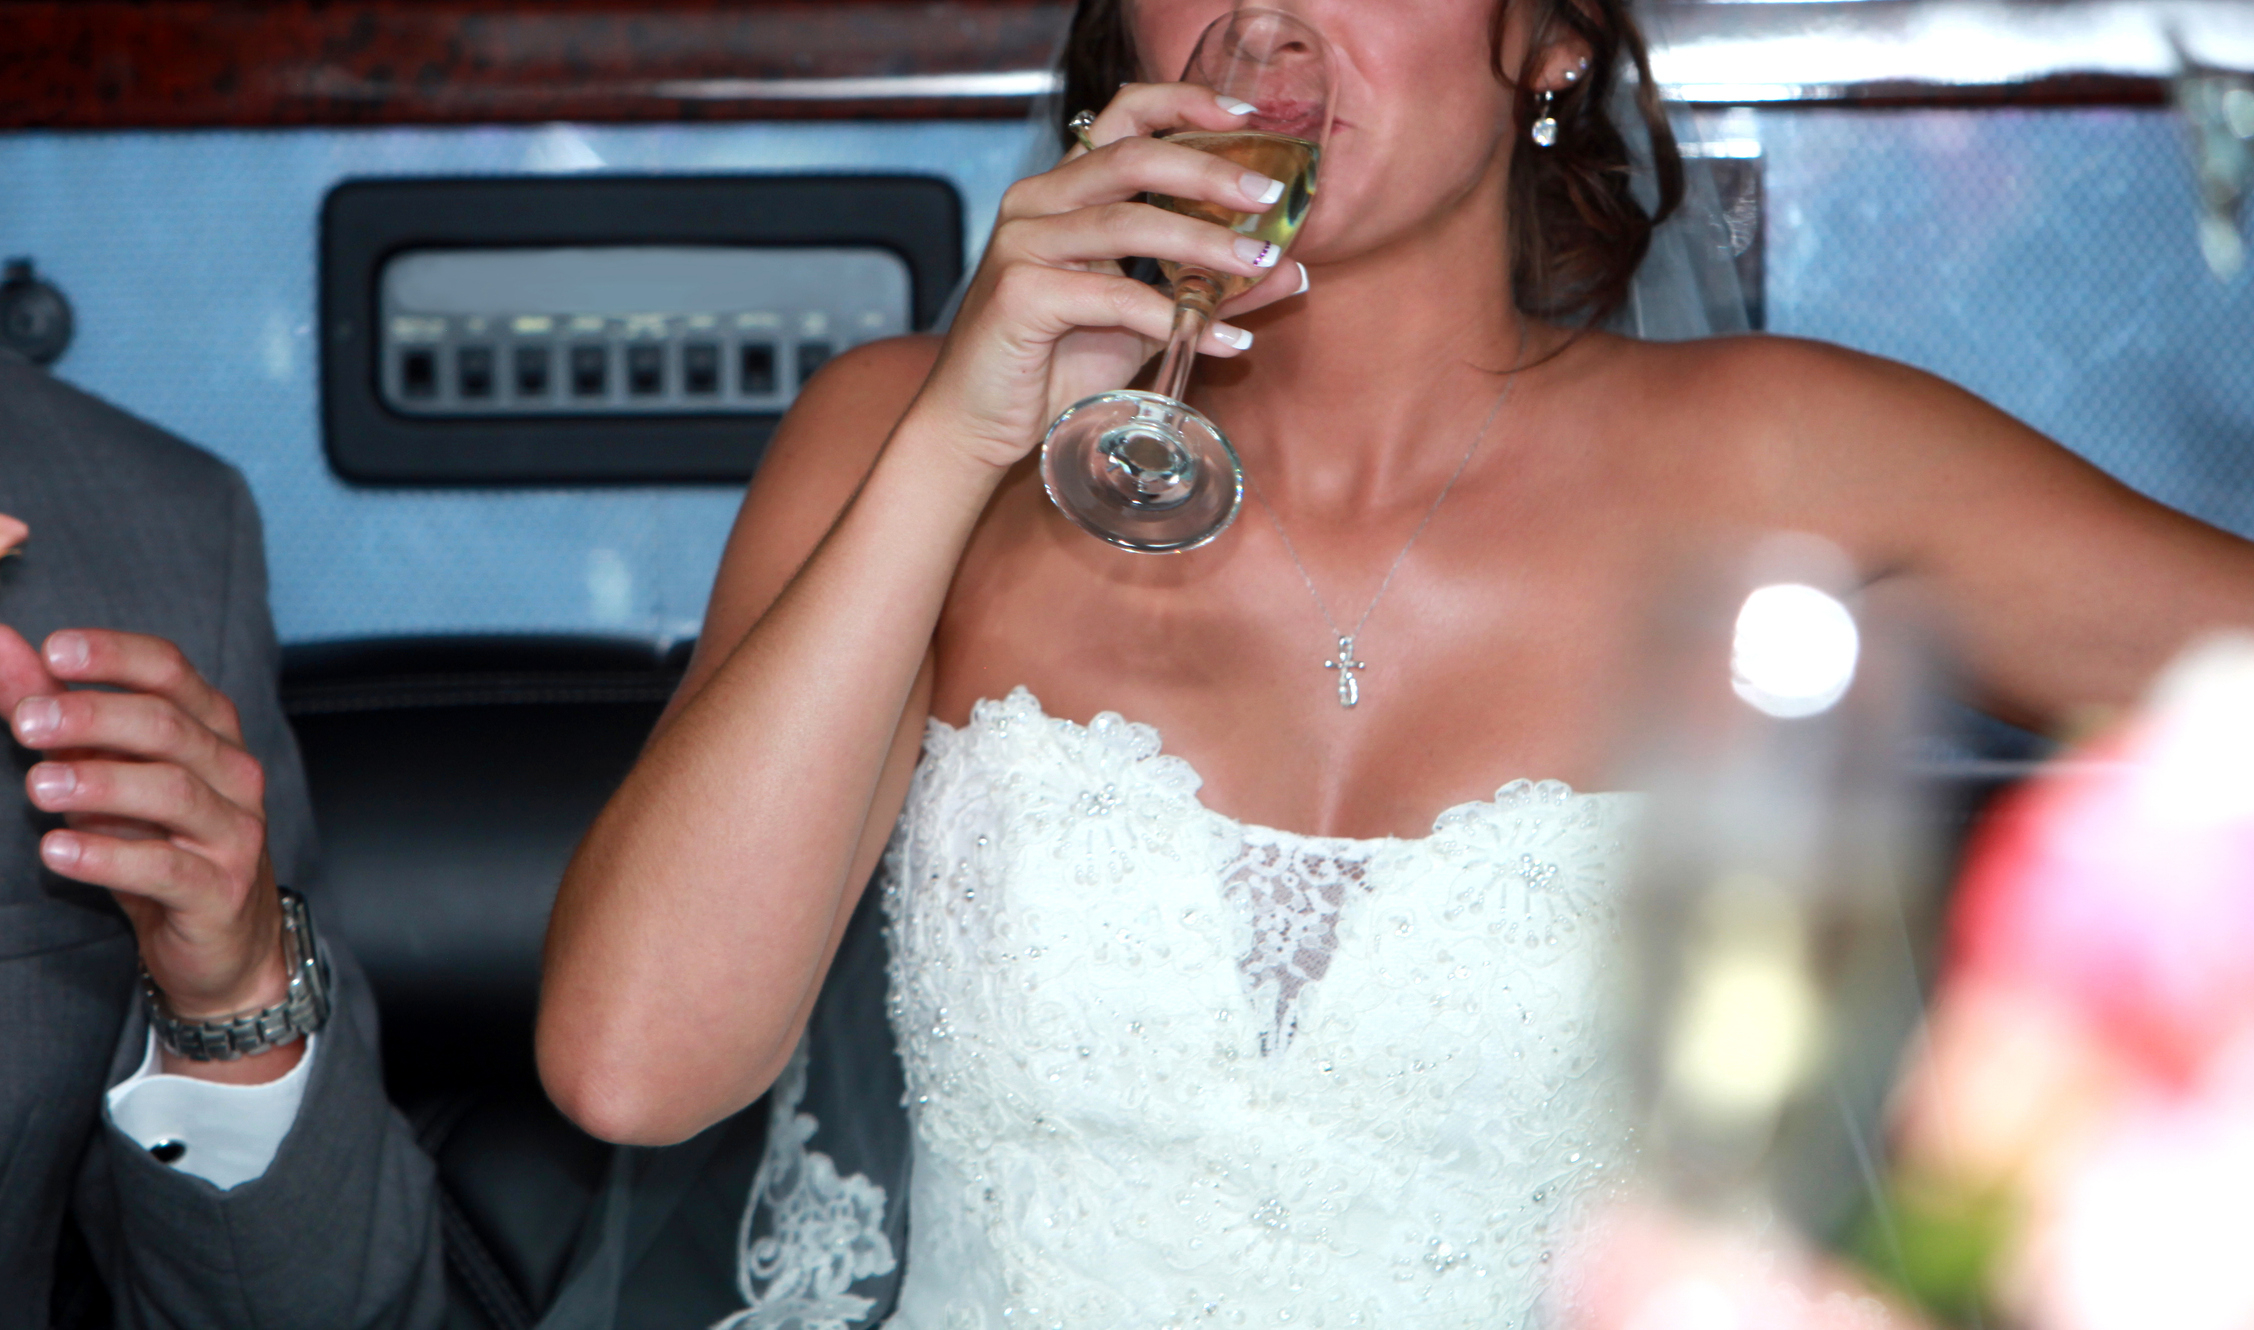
76, 949, 448, 1329
211, 466, 317, 889
71, 472, 447, 1328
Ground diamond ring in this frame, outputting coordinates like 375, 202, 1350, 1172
1067, 110, 1099, 153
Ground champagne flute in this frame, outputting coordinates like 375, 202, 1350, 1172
1611, 536, 1941, 1237
1040, 8, 1333, 553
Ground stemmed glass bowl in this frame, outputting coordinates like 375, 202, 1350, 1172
1039, 8, 1334, 553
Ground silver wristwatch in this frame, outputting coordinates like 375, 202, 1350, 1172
141, 886, 333, 1061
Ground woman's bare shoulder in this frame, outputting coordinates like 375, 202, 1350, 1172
771, 333, 946, 470
1588, 329, 1919, 406
690, 334, 946, 676
1569, 330, 2107, 543
1585, 330, 2027, 476
1562, 330, 1865, 466
739, 333, 945, 526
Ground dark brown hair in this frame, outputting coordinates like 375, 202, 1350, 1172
1058, 0, 1683, 328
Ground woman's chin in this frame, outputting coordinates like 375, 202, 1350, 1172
1284, 221, 1413, 274
1284, 214, 1372, 270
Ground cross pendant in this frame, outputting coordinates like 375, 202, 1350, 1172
1323, 635, 1368, 709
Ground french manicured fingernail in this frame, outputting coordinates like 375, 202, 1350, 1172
1234, 238, 1281, 269
1240, 172, 1285, 206
1217, 95, 1256, 116
43, 831, 81, 869
14, 696, 60, 742
1213, 324, 1254, 350
45, 631, 88, 672
1293, 261, 1311, 295
30, 763, 74, 802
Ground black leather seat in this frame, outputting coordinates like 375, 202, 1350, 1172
284, 636, 692, 1327
285, 635, 688, 1103
285, 634, 911, 1329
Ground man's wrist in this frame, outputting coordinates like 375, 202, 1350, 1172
142, 887, 331, 1076
162, 930, 292, 1020
151, 923, 304, 1082
157, 1028, 306, 1083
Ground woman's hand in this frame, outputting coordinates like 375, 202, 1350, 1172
1, 625, 294, 1083
912, 81, 1311, 472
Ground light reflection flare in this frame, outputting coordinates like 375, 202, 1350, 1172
1731, 582, 1861, 718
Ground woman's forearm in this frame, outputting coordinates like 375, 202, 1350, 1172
538, 406, 1002, 1144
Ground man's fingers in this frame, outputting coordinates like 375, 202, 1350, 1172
11, 690, 265, 810
43, 826, 287, 1016
29, 758, 263, 869
64, 810, 169, 843
41, 826, 237, 914
0, 624, 61, 717
42, 629, 241, 742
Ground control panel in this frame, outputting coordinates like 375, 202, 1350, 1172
322, 174, 961, 484
378, 246, 911, 417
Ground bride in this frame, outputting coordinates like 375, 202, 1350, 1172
538, 0, 2254, 1323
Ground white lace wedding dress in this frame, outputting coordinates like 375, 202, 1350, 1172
855, 688, 1643, 1328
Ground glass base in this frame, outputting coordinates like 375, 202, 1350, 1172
1039, 390, 1243, 553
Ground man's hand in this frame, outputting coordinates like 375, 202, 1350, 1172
1, 624, 298, 1084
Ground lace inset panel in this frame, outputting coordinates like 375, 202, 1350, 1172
1220, 830, 1376, 1055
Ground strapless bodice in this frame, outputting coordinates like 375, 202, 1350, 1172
877, 688, 1643, 1328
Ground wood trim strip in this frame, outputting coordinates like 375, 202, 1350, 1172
0, 1, 1073, 129
0, 0, 2192, 131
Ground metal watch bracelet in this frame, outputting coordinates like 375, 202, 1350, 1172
140, 886, 333, 1062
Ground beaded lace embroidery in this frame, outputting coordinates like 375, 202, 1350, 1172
882, 688, 1641, 1329
717, 1041, 897, 1330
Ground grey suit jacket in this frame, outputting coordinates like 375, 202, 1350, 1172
0, 352, 444, 1328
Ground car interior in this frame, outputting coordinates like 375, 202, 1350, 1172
9, 0, 2254, 1324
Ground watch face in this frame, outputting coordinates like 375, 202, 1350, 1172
278, 889, 333, 1031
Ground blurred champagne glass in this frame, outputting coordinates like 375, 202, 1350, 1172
1610, 534, 1945, 1244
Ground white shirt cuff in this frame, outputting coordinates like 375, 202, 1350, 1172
104, 1028, 320, 1190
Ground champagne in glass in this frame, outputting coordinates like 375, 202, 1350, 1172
1152, 130, 1321, 306
1039, 9, 1334, 553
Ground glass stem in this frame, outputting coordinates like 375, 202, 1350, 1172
1153, 270, 1220, 404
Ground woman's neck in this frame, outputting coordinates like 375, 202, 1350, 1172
1199, 176, 1545, 512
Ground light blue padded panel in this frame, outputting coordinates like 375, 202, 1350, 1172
1756, 107, 2254, 537
0, 121, 1046, 645
2, 110, 2245, 646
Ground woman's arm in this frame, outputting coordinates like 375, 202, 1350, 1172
538, 340, 975, 1145
1756, 337, 2254, 726
536, 82, 1309, 1145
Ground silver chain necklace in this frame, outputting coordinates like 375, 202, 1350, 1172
1247, 368, 1521, 709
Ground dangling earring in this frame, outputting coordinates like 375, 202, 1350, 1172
1530, 90, 1559, 148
